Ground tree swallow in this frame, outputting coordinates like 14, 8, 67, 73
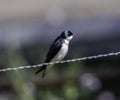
35, 30, 74, 77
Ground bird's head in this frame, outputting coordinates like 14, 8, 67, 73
60, 30, 73, 41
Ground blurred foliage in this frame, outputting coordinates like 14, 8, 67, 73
6, 49, 35, 100
0, 41, 120, 100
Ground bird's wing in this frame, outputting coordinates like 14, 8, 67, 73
45, 37, 63, 62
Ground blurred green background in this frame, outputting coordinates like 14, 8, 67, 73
0, 0, 120, 100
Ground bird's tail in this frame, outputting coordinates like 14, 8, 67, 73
35, 65, 47, 77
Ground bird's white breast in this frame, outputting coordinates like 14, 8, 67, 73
53, 40, 69, 61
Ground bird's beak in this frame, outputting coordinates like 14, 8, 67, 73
73, 33, 77, 36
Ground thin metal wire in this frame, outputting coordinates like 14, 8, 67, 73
0, 51, 120, 72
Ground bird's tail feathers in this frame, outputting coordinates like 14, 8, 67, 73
35, 65, 47, 76
41, 69, 47, 78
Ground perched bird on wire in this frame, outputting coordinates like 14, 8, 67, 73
35, 30, 74, 77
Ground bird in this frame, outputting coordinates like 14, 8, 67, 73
35, 30, 74, 77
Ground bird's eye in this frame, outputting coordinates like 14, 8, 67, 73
67, 31, 73, 36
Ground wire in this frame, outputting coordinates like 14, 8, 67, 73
0, 51, 120, 72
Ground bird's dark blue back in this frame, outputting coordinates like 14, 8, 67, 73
45, 36, 63, 62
